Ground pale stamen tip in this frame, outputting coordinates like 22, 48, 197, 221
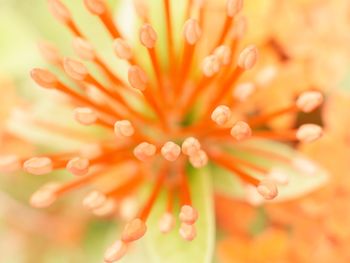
211, 105, 232, 126
114, 120, 135, 137
113, 38, 132, 60
257, 180, 278, 200
202, 55, 221, 77
63, 57, 88, 81
48, 0, 71, 24
230, 121, 252, 141
83, 190, 107, 210
179, 205, 198, 225
128, 66, 148, 91
189, 150, 208, 168
104, 240, 128, 263
30, 183, 60, 208
237, 45, 258, 70
23, 157, 53, 175
66, 157, 90, 176
84, 0, 106, 15
37, 41, 61, 64
161, 141, 181, 162
183, 19, 201, 45
179, 223, 197, 241
182, 137, 201, 156
296, 91, 324, 113
159, 212, 175, 234
233, 82, 256, 102
0, 155, 21, 173
140, 24, 157, 49
93, 199, 118, 217
72, 37, 95, 61
227, 0, 244, 17
30, 68, 58, 89
121, 218, 147, 243
213, 45, 232, 66
74, 107, 98, 125
134, 142, 156, 162
296, 124, 323, 143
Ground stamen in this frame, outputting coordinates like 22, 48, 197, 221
202, 55, 221, 77
237, 45, 258, 70
140, 24, 157, 49
113, 38, 133, 60
73, 107, 98, 125
267, 168, 289, 186
93, 198, 118, 217
114, 120, 135, 137
158, 212, 175, 234
296, 91, 324, 113
30, 68, 58, 89
119, 197, 139, 221
30, 183, 60, 208
226, 0, 244, 18
23, 157, 53, 175
179, 205, 198, 225
66, 157, 90, 176
213, 45, 232, 66
230, 121, 252, 141
257, 180, 278, 200
37, 41, 61, 65
128, 65, 148, 91
182, 137, 201, 156
189, 149, 208, 168
230, 16, 247, 40
121, 218, 147, 242
296, 124, 323, 143
233, 82, 256, 102
0, 155, 21, 173
84, 0, 106, 15
63, 58, 88, 81
183, 18, 202, 45
211, 105, 232, 126
179, 223, 197, 241
104, 240, 128, 263
83, 190, 107, 210
133, 142, 157, 162
48, 0, 71, 24
72, 37, 95, 61
255, 65, 278, 87
292, 157, 318, 175
161, 141, 181, 162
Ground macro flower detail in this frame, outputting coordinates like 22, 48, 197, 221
0, 0, 330, 262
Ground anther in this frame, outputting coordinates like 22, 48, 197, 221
231, 16, 247, 39
296, 91, 324, 113
74, 107, 98, 125
183, 19, 202, 45
189, 150, 208, 168
114, 120, 135, 137
133, 142, 157, 162
237, 45, 258, 70
23, 157, 53, 175
267, 168, 289, 186
84, 0, 107, 15
63, 58, 88, 81
161, 141, 181, 162
226, 0, 244, 18
296, 124, 323, 143
213, 45, 232, 66
37, 41, 61, 64
113, 38, 133, 60
0, 155, 21, 173
66, 157, 90, 176
179, 205, 198, 225
48, 0, 71, 24
211, 105, 232, 126
202, 55, 221, 77
128, 65, 148, 91
158, 212, 175, 234
30, 183, 60, 208
230, 121, 252, 141
83, 190, 107, 210
179, 223, 197, 241
30, 68, 58, 89
104, 240, 128, 263
257, 180, 278, 200
72, 37, 95, 61
182, 137, 201, 156
233, 82, 256, 102
140, 24, 157, 49
121, 218, 147, 243
93, 198, 118, 217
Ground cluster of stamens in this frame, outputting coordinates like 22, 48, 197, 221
0, 0, 325, 262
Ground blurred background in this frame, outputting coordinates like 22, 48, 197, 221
1, 0, 350, 263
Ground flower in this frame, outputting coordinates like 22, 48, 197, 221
0, 0, 329, 262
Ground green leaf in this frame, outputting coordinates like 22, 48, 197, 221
213, 140, 329, 203
143, 167, 215, 263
